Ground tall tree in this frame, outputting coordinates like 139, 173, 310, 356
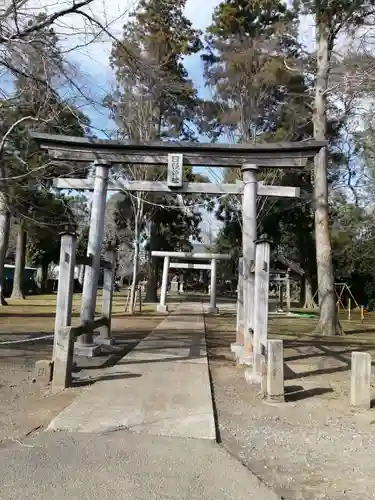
0, 14, 90, 302
201, 0, 301, 143
202, 0, 320, 305
107, 0, 202, 302
0, 4, 94, 304
298, 0, 375, 334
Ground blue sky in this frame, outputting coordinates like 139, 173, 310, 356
4, 0, 315, 238
50, 0, 222, 136
55, 0, 314, 137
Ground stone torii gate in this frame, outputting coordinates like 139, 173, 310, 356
151, 250, 231, 314
31, 132, 324, 359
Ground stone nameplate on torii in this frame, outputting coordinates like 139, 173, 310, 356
167, 153, 184, 188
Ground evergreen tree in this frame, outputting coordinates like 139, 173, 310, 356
297, 0, 375, 334
107, 0, 203, 303
201, 0, 302, 142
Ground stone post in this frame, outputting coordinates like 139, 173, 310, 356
253, 236, 271, 357
157, 256, 170, 313
244, 237, 271, 382
179, 274, 184, 293
53, 231, 76, 361
266, 339, 285, 402
96, 248, 116, 345
241, 164, 258, 358
77, 161, 110, 356
231, 257, 244, 354
208, 258, 218, 314
350, 351, 371, 409
52, 326, 75, 391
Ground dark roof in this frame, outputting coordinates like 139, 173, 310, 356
31, 132, 326, 155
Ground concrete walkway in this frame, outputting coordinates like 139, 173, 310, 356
0, 302, 282, 500
0, 431, 281, 500
48, 302, 216, 439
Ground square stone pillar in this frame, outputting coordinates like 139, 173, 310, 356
231, 257, 244, 355
267, 339, 285, 402
350, 352, 371, 409
244, 236, 272, 383
253, 236, 271, 357
53, 231, 76, 361
95, 248, 117, 346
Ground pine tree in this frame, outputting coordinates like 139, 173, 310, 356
201, 0, 302, 143
109, 0, 202, 141
296, 0, 375, 334
107, 0, 203, 303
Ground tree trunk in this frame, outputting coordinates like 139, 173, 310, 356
36, 266, 43, 293
145, 222, 158, 303
145, 259, 158, 303
0, 193, 10, 305
78, 264, 85, 286
303, 275, 317, 309
11, 222, 26, 300
42, 261, 49, 293
313, 21, 342, 335
129, 239, 140, 314
37, 262, 49, 294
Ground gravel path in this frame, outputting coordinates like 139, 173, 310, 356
208, 355, 375, 500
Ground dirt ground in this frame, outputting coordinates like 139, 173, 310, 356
205, 310, 375, 500
0, 292, 164, 447
4, 293, 375, 499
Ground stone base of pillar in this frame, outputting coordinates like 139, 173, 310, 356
244, 368, 261, 385
267, 393, 285, 403
156, 304, 168, 313
244, 354, 267, 386
230, 342, 243, 354
236, 351, 254, 365
94, 336, 115, 346
74, 343, 101, 358
207, 306, 218, 314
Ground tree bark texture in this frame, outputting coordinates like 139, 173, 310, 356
145, 222, 158, 303
302, 275, 317, 309
313, 21, 342, 335
0, 193, 10, 305
78, 264, 85, 285
37, 261, 49, 293
129, 240, 140, 314
11, 221, 26, 299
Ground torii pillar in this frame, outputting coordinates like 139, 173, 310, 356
241, 164, 258, 362
207, 258, 218, 314
76, 161, 110, 356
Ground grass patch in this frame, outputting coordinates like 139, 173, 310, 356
0, 291, 164, 336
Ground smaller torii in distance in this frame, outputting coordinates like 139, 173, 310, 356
31, 132, 325, 363
151, 250, 231, 314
